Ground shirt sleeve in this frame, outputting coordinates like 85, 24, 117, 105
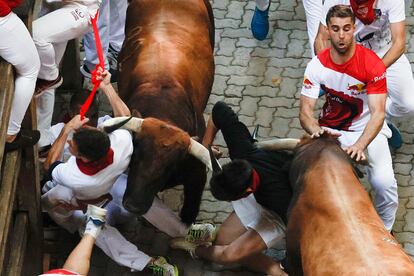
387, 0, 405, 23
211, 101, 256, 159
366, 59, 387, 95
301, 58, 321, 99
51, 159, 72, 186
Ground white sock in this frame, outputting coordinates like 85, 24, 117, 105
256, 0, 270, 11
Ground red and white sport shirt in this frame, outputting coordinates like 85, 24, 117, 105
301, 44, 387, 132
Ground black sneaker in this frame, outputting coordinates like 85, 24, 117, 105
34, 74, 63, 97
5, 129, 40, 152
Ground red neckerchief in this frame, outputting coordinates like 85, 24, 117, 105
76, 148, 114, 176
249, 168, 261, 193
350, 0, 376, 25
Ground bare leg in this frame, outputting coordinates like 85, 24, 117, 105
196, 212, 286, 275
63, 234, 95, 275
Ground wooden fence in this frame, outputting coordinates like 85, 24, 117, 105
0, 0, 43, 275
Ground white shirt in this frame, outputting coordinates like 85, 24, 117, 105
50, 116, 133, 200
301, 45, 388, 132
322, 0, 405, 55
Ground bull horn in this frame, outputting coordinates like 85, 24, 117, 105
256, 138, 300, 151
208, 146, 222, 174
251, 125, 259, 142
188, 139, 213, 171
100, 116, 144, 133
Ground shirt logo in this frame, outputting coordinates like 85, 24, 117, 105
303, 76, 313, 89
373, 72, 386, 83
348, 83, 366, 95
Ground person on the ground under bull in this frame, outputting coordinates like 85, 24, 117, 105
172, 101, 290, 276
300, 4, 398, 232
41, 69, 183, 275
315, 0, 413, 149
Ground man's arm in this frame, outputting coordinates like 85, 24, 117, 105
98, 70, 131, 117
344, 93, 386, 161
300, 95, 324, 137
314, 23, 331, 55
202, 116, 218, 148
44, 115, 89, 170
381, 21, 406, 68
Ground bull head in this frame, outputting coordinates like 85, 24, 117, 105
100, 116, 211, 216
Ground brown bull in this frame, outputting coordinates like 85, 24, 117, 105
285, 135, 414, 275
112, 0, 215, 224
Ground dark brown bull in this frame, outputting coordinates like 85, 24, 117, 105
284, 135, 414, 275
109, 0, 215, 224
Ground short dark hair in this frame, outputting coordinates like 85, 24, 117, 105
210, 159, 253, 201
72, 128, 110, 161
326, 4, 355, 26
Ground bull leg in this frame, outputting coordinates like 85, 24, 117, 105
179, 159, 207, 225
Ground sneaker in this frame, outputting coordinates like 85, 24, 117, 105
5, 129, 40, 152
387, 122, 403, 150
86, 204, 107, 226
34, 74, 63, 97
147, 256, 179, 276
251, 3, 270, 40
186, 223, 217, 244
81, 63, 117, 83
107, 44, 119, 69
84, 204, 107, 238
80, 63, 92, 79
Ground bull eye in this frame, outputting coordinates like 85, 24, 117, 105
160, 124, 167, 129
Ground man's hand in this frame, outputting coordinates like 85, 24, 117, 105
97, 68, 112, 90
210, 145, 223, 158
343, 144, 366, 162
65, 115, 89, 132
310, 127, 341, 139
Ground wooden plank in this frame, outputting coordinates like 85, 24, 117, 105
0, 151, 21, 274
6, 213, 28, 276
0, 61, 14, 172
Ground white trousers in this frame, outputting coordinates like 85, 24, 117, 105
383, 53, 414, 118
255, 0, 269, 11
37, 89, 55, 148
83, 0, 127, 70
303, 0, 322, 56
0, 12, 40, 135
232, 194, 286, 249
41, 174, 189, 270
33, 3, 91, 80
328, 127, 398, 231
34, 3, 92, 145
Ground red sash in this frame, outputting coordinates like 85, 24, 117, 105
350, 0, 376, 25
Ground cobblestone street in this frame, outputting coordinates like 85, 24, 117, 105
52, 0, 414, 274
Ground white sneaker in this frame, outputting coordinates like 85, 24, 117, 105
84, 204, 107, 238
186, 223, 217, 244
86, 204, 107, 225
147, 256, 179, 276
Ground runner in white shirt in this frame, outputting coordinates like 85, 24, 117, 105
314, 0, 414, 148
300, 5, 398, 231
33, 0, 102, 150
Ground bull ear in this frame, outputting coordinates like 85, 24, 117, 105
100, 116, 144, 133
256, 138, 300, 151
131, 109, 142, 118
188, 139, 212, 171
